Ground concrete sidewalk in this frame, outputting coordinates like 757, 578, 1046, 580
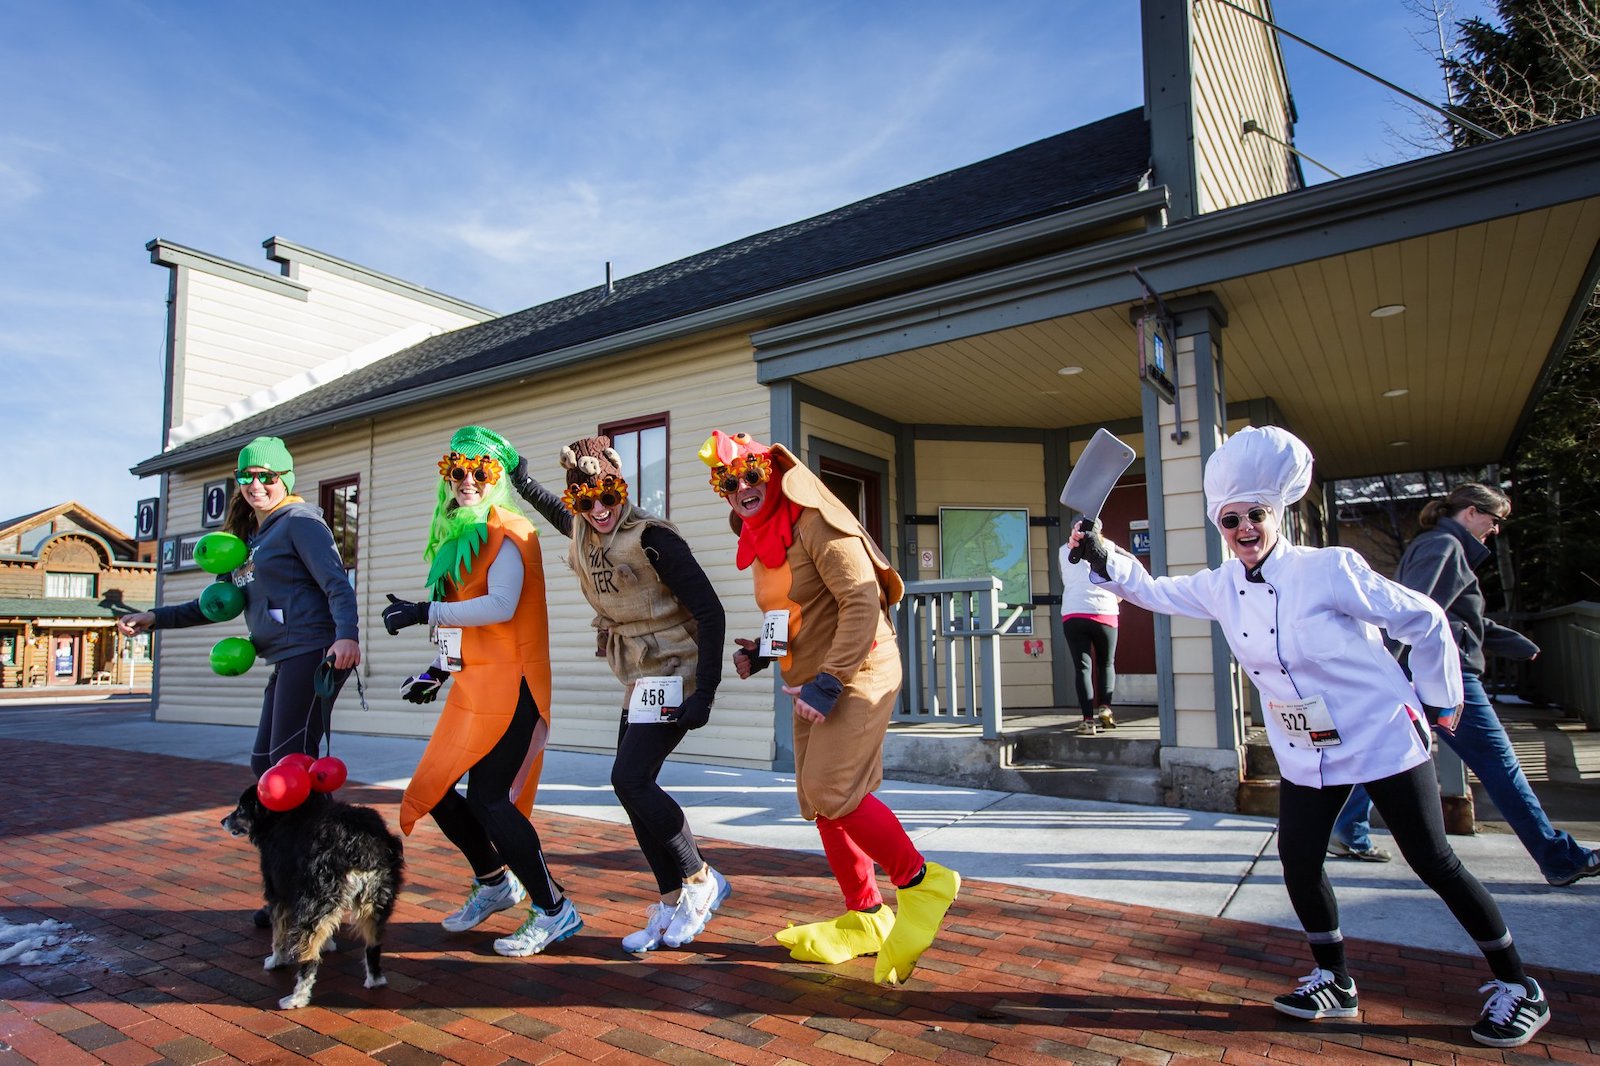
3, 697, 1595, 977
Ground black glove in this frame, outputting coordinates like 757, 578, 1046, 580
382, 593, 432, 635
666, 690, 713, 730
399, 667, 445, 704
511, 455, 536, 499
733, 639, 772, 676
796, 672, 844, 718
1075, 527, 1112, 580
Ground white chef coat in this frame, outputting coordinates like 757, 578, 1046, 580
1097, 541, 1462, 788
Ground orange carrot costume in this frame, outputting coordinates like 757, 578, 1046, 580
399, 506, 553, 834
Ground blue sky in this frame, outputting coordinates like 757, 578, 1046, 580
0, 0, 1494, 530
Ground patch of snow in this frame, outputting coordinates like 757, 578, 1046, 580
0, 917, 87, 966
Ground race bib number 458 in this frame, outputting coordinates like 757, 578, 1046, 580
628, 676, 684, 723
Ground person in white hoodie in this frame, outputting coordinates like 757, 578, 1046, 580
1057, 528, 1121, 735
1068, 426, 1552, 1050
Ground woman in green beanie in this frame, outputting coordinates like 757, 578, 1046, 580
117, 435, 361, 925
380, 426, 582, 958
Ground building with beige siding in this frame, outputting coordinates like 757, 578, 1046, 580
130, 0, 1600, 810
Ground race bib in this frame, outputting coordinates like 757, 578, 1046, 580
759, 610, 790, 659
432, 626, 464, 673
1268, 694, 1341, 748
628, 676, 684, 723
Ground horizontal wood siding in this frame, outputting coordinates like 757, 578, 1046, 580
153, 333, 778, 767
1191, 0, 1296, 213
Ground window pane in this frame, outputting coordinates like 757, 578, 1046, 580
45, 572, 95, 598
637, 425, 667, 516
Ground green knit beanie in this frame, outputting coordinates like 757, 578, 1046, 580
237, 436, 295, 493
448, 426, 519, 472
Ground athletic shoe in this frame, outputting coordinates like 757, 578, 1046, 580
1327, 840, 1392, 863
1096, 706, 1117, 730
663, 867, 731, 947
1545, 849, 1600, 887
874, 861, 960, 985
493, 899, 583, 957
441, 873, 526, 932
1076, 719, 1098, 736
621, 902, 673, 952
1471, 977, 1550, 1047
1272, 968, 1359, 1019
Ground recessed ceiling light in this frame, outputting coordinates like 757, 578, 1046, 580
1382, 388, 1409, 398
1057, 366, 1083, 376
1389, 439, 1410, 447
1370, 304, 1406, 318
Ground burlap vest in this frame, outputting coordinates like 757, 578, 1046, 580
571, 517, 699, 689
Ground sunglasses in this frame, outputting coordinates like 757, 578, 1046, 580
710, 455, 772, 498
1219, 506, 1270, 530
1478, 506, 1509, 524
236, 470, 286, 486
562, 476, 629, 515
437, 453, 502, 486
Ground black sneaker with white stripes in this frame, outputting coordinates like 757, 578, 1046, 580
1470, 977, 1550, 1048
1272, 967, 1359, 1020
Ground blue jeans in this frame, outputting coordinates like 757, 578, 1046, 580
1332, 784, 1374, 851
1337, 674, 1591, 880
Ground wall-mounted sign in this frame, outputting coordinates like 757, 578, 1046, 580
201, 479, 231, 529
1129, 519, 1151, 556
159, 533, 206, 572
134, 498, 159, 541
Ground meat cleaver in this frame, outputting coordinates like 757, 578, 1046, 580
1060, 428, 1137, 563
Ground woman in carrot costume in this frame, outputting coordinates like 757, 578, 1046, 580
701, 430, 959, 984
381, 425, 582, 957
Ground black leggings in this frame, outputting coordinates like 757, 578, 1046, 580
1278, 760, 1520, 980
430, 680, 562, 911
251, 649, 339, 775
1061, 616, 1116, 718
614, 712, 703, 895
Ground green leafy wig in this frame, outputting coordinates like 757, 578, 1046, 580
423, 426, 526, 599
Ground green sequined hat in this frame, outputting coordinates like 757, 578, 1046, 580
449, 426, 519, 472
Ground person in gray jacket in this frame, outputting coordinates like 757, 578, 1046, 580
1351, 482, 1598, 886
118, 436, 361, 776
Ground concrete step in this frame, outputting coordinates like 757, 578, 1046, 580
1002, 762, 1167, 805
1013, 727, 1161, 768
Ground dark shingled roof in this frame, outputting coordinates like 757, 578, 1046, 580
147, 107, 1149, 468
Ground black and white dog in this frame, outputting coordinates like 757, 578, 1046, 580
222, 785, 404, 1009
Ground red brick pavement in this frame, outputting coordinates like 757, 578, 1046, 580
0, 738, 1596, 1065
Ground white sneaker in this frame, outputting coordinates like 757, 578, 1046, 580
621, 902, 673, 952
662, 867, 731, 948
441, 873, 526, 932
493, 899, 583, 957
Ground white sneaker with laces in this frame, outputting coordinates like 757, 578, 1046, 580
441, 873, 526, 932
662, 867, 731, 947
493, 898, 583, 957
621, 902, 673, 952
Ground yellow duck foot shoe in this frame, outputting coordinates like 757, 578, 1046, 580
874, 862, 960, 985
774, 906, 895, 964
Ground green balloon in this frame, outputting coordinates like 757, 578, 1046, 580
194, 532, 248, 574
210, 636, 257, 676
199, 581, 245, 622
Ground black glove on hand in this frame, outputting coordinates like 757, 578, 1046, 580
667, 690, 713, 730
400, 667, 444, 704
511, 455, 535, 498
382, 593, 432, 635
797, 672, 845, 718
733, 640, 772, 676
1075, 528, 1112, 580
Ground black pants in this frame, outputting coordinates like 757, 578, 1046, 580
430, 680, 562, 911
251, 648, 340, 775
1278, 760, 1510, 950
614, 712, 703, 895
1061, 616, 1117, 718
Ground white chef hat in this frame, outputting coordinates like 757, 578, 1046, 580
1202, 426, 1314, 528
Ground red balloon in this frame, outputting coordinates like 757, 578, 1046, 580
258, 764, 311, 811
309, 757, 347, 793
276, 753, 316, 772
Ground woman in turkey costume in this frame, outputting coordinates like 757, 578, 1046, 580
381, 426, 582, 958
702, 430, 959, 985
509, 436, 730, 953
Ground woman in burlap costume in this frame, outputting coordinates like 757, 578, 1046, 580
702, 430, 960, 985
379, 426, 583, 958
510, 435, 730, 952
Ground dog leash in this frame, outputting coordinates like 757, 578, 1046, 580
312, 656, 369, 758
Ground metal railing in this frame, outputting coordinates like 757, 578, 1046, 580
895, 577, 1022, 739
1519, 602, 1600, 730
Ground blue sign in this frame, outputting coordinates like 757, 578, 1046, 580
1129, 521, 1152, 556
